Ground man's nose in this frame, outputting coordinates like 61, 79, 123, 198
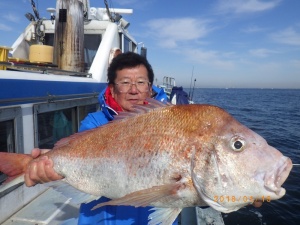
128, 83, 139, 93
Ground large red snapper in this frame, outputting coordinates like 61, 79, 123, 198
0, 99, 293, 225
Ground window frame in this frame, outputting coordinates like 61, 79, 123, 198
0, 106, 23, 153
0, 106, 23, 185
33, 97, 99, 148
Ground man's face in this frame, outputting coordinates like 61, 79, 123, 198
110, 65, 151, 111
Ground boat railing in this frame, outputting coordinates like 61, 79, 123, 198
0, 61, 92, 77
157, 76, 176, 97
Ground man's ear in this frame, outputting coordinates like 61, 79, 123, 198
109, 84, 115, 98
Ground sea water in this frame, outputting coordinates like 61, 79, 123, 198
188, 88, 300, 225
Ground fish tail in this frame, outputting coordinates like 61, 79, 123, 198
0, 152, 32, 183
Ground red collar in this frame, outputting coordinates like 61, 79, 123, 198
104, 88, 123, 112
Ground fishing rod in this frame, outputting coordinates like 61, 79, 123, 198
190, 78, 196, 102
188, 66, 194, 99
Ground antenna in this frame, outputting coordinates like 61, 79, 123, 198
104, 0, 113, 21
188, 66, 194, 98
47, 8, 56, 24
31, 0, 40, 20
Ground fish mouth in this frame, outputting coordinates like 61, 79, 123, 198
264, 157, 292, 197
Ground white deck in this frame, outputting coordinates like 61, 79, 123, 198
2, 186, 224, 225
2, 188, 79, 225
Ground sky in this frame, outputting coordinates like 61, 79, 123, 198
0, 0, 299, 88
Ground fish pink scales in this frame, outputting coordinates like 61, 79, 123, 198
0, 99, 293, 225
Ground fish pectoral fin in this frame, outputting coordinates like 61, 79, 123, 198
148, 207, 182, 225
92, 183, 183, 210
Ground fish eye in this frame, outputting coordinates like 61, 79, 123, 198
234, 141, 243, 149
230, 137, 245, 152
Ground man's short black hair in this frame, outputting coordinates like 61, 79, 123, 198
107, 52, 154, 84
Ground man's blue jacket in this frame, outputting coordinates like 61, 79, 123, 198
77, 85, 177, 225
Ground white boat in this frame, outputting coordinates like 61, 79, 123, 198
0, 1, 223, 224
0, 0, 139, 224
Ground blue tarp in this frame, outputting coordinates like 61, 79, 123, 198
170, 86, 189, 105
78, 197, 178, 225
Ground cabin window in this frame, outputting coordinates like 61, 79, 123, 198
0, 120, 15, 184
121, 34, 137, 53
78, 104, 99, 124
44, 33, 101, 71
34, 98, 99, 149
44, 33, 54, 46
37, 108, 76, 149
0, 106, 23, 184
132, 42, 137, 53
0, 120, 15, 153
84, 34, 102, 70
123, 35, 132, 52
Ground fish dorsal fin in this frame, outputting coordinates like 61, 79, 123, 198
114, 98, 170, 121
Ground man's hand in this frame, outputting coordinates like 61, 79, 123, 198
24, 148, 63, 187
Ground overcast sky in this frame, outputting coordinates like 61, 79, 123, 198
0, 0, 299, 88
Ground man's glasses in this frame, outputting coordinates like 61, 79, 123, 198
114, 79, 151, 93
